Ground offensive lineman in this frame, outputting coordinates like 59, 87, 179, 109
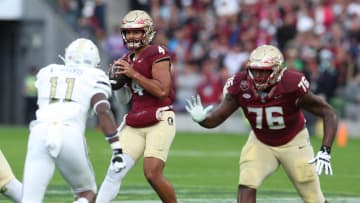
21, 38, 126, 203
96, 10, 177, 203
0, 150, 22, 203
186, 45, 337, 203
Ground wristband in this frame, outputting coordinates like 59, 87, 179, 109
105, 131, 118, 142
320, 145, 331, 154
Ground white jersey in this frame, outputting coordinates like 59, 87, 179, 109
34, 64, 111, 130
22, 64, 111, 202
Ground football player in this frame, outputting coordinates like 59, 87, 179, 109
96, 10, 177, 203
21, 38, 126, 203
0, 150, 22, 203
186, 45, 337, 203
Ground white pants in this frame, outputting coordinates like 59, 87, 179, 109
22, 122, 97, 203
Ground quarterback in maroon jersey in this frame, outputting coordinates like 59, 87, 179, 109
186, 45, 337, 203
96, 10, 177, 203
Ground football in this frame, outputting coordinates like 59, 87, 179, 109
109, 64, 129, 90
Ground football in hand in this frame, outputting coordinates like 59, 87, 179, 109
109, 64, 129, 89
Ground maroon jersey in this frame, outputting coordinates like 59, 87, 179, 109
225, 69, 310, 146
121, 45, 175, 127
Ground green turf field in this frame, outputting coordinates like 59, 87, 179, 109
0, 126, 359, 202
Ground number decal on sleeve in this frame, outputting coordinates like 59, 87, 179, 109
158, 46, 165, 55
224, 76, 234, 89
247, 106, 285, 130
49, 77, 75, 103
298, 76, 309, 92
222, 76, 234, 98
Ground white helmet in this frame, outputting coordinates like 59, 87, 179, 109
120, 10, 155, 50
64, 38, 100, 67
246, 45, 286, 90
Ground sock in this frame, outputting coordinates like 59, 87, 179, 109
73, 197, 89, 203
95, 154, 135, 203
95, 176, 122, 203
2, 178, 22, 203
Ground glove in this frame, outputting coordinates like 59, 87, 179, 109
185, 95, 214, 123
110, 149, 126, 173
308, 145, 333, 176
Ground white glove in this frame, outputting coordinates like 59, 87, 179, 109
185, 95, 214, 123
110, 149, 126, 173
308, 146, 333, 176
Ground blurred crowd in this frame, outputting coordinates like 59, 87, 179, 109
47, 0, 360, 122
47, 0, 108, 41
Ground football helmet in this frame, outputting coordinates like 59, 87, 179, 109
246, 45, 286, 90
64, 38, 100, 67
120, 10, 155, 50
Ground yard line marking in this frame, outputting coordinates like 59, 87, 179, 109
112, 197, 360, 203
44, 189, 360, 203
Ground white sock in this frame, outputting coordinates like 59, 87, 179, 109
73, 197, 89, 203
95, 154, 135, 203
95, 176, 122, 203
2, 178, 22, 203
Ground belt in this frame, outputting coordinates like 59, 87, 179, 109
156, 105, 173, 120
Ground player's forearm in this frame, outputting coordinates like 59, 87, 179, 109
322, 108, 338, 148
99, 112, 122, 152
199, 113, 226, 128
132, 72, 170, 99
92, 94, 118, 135
97, 110, 118, 136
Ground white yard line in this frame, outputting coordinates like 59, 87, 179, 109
112, 197, 360, 203
45, 189, 360, 203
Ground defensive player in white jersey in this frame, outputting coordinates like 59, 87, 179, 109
0, 150, 22, 203
21, 38, 126, 203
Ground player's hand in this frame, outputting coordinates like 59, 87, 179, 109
108, 63, 120, 84
308, 146, 332, 176
185, 95, 214, 123
110, 149, 126, 173
112, 59, 137, 78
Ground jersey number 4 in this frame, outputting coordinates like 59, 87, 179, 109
247, 106, 285, 130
